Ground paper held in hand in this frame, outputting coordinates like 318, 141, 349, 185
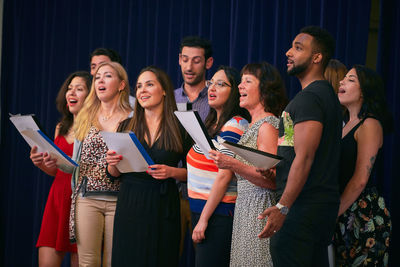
174, 110, 215, 159
220, 139, 282, 169
9, 114, 78, 168
100, 131, 155, 173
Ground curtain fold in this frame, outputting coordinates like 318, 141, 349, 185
1, 0, 378, 266
377, 0, 400, 265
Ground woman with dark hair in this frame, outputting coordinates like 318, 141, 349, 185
187, 66, 249, 266
209, 62, 287, 266
106, 66, 192, 266
29, 71, 91, 266
334, 65, 392, 266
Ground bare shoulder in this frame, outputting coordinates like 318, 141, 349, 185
356, 117, 383, 147
257, 121, 279, 153
54, 123, 61, 138
258, 121, 278, 138
362, 117, 382, 130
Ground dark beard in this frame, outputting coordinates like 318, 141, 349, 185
287, 58, 312, 76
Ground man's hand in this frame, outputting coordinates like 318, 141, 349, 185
257, 206, 286, 238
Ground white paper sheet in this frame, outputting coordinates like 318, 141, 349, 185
174, 110, 215, 159
10, 114, 78, 168
100, 131, 154, 173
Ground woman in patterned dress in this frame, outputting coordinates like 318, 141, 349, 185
209, 62, 287, 266
45, 62, 133, 266
334, 65, 392, 266
30, 71, 91, 267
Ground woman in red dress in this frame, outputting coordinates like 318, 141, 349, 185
30, 71, 91, 267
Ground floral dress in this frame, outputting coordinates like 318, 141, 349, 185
334, 118, 391, 267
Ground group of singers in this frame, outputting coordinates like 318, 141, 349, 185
29, 26, 392, 267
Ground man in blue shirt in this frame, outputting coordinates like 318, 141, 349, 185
174, 36, 214, 121
174, 36, 214, 263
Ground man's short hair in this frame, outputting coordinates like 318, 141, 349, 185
300, 26, 335, 70
90, 48, 122, 64
180, 36, 213, 61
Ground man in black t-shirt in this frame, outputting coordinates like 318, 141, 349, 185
258, 26, 342, 267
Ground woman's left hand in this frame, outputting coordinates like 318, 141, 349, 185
209, 150, 234, 169
256, 168, 275, 180
192, 219, 208, 243
147, 164, 173, 179
43, 152, 58, 169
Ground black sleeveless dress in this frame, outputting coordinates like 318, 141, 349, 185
110, 125, 192, 267
334, 118, 391, 267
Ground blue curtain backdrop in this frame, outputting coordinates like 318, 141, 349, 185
1, 0, 396, 266
377, 0, 400, 265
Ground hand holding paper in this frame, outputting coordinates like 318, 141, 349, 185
105, 150, 123, 177
43, 152, 58, 169
30, 146, 44, 167
10, 114, 78, 168
146, 165, 172, 179
208, 150, 235, 170
101, 131, 154, 173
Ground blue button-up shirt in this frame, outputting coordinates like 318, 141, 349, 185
174, 83, 210, 122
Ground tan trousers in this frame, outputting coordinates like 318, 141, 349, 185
75, 197, 116, 267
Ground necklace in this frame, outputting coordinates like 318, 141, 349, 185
101, 114, 112, 121
100, 110, 116, 122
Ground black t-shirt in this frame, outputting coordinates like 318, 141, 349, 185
276, 80, 342, 204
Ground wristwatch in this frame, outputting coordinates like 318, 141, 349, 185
276, 202, 289, 215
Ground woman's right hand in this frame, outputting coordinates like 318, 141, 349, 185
192, 219, 208, 243
209, 150, 235, 170
106, 150, 123, 166
30, 146, 44, 167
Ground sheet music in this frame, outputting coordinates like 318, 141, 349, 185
220, 140, 282, 169
100, 131, 154, 173
174, 110, 215, 159
10, 114, 78, 168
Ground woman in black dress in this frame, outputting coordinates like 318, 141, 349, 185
334, 65, 392, 266
106, 66, 191, 266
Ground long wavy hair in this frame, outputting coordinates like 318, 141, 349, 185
204, 66, 250, 137
352, 65, 393, 133
55, 71, 91, 136
241, 62, 288, 117
126, 66, 183, 153
74, 62, 132, 141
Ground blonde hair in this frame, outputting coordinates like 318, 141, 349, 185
324, 59, 347, 94
74, 62, 132, 141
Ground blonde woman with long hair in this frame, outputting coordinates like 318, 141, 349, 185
62, 62, 131, 267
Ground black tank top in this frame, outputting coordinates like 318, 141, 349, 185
338, 117, 379, 193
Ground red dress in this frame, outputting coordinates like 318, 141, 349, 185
36, 135, 77, 252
